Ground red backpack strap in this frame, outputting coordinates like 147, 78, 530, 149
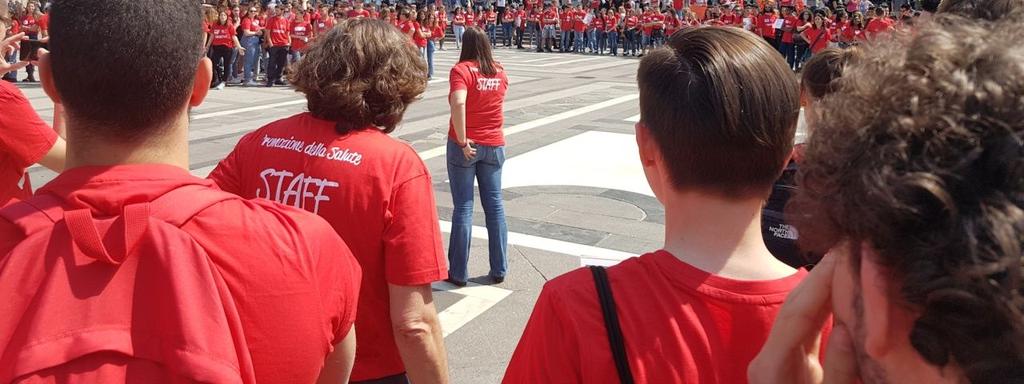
149, 184, 240, 227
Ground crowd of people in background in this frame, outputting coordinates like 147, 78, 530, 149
1, 0, 944, 87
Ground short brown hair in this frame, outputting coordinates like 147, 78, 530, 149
288, 18, 427, 135
637, 27, 800, 199
50, 0, 204, 142
791, 15, 1024, 382
800, 47, 860, 99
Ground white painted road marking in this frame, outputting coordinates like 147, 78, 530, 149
432, 282, 514, 338
418, 93, 640, 160
625, 113, 640, 123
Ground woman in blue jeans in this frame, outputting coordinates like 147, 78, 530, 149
446, 27, 510, 286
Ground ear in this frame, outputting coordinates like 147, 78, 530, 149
860, 244, 898, 360
38, 51, 61, 105
634, 122, 658, 169
190, 57, 213, 108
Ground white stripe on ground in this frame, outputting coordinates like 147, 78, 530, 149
625, 113, 641, 123
394, 81, 620, 138
418, 93, 640, 161
431, 282, 513, 338
438, 220, 637, 263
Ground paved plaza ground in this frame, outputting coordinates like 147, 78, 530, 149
20, 47, 662, 383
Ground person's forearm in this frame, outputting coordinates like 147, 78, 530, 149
392, 316, 448, 384
451, 102, 468, 143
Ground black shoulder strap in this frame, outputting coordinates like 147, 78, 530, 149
589, 265, 635, 384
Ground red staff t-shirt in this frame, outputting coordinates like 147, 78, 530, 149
241, 16, 263, 34
209, 113, 448, 382
266, 16, 291, 46
315, 14, 335, 36
0, 165, 361, 383
804, 26, 831, 53
781, 15, 798, 43
347, 9, 371, 19
504, 250, 811, 384
0, 81, 56, 207
760, 14, 777, 37
209, 22, 236, 47
449, 61, 509, 147
290, 21, 311, 50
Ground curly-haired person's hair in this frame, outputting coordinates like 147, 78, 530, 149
288, 18, 427, 135
790, 14, 1024, 383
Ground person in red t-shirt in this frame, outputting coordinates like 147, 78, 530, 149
208, 10, 243, 90
504, 27, 813, 384
844, 11, 868, 44
314, 5, 336, 38
760, 7, 779, 47
778, 6, 799, 69
264, 6, 291, 87
501, 4, 516, 47
573, 5, 587, 53
801, 12, 832, 56
0, 30, 65, 207
453, 7, 467, 48
211, 19, 448, 384
540, 5, 558, 52
865, 7, 893, 37
289, 9, 312, 63
446, 27, 510, 287
605, 9, 620, 56
484, 6, 498, 46
0, 1, 360, 382
16, 1, 41, 82
347, 2, 371, 19
623, 9, 640, 56
240, 6, 264, 86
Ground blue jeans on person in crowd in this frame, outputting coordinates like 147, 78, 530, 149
2, 52, 16, 81
608, 31, 619, 55
487, 24, 497, 45
242, 36, 261, 82
597, 30, 607, 54
426, 40, 435, 78
560, 29, 571, 52
454, 25, 466, 49
503, 22, 514, 46
446, 140, 508, 282
589, 29, 599, 52
574, 30, 585, 52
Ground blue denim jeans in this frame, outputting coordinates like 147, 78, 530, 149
242, 36, 261, 82
560, 29, 571, 51
487, 24, 497, 45
426, 40, 435, 78
574, 30, 585, 52
608, 31, 619, 55
454, 25, 466, 49
446, 140, 508, 282
502, 23, 514, 46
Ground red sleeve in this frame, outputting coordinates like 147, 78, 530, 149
503, 285, 583, 383
382, 166, 447, 285
0, 82, 57, 169
208, 130, 259, 194
449, 64, 469, 92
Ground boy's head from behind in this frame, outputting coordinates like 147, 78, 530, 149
45, 0, 210, 144
636, 27, 799, 201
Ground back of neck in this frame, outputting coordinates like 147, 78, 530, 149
63, 117, 190, 170
661, 191, 796, 281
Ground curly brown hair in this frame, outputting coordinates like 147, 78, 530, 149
790, 14, 1024, 382
288, 18, 427, 135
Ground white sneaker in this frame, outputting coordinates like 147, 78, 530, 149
216, 82, 226, 90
